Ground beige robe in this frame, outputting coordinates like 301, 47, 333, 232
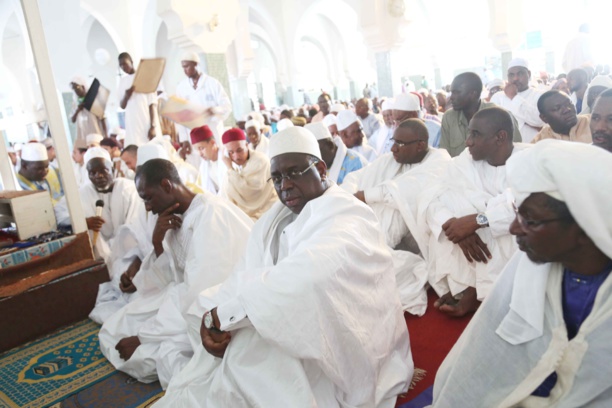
532, 115, 592, 144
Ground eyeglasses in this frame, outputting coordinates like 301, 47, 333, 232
512, 203, 571, 230
392, 138, 422, 147
268, 161, 317, 185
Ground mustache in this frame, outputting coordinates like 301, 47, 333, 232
592, 131, 612, 139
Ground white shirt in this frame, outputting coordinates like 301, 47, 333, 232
117, 73, 160, 146
491, 88, 544, 143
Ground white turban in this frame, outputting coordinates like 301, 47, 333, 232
41, 137, 54, 148
305, 122, 332, 141
182, 51, 200, 64
137, 143, 169, 166
21, 142, 48, 161
86, 133, 104, 146
277, 118, 294, 132
508, 58, 529, 70
507, 139, 612, 258
110, 126, 126, 140
248, 111, 265, 127
336, 110, 360, 132
381, 98, 394, 112
269, 127, 322, 161
330, 103, 346, 113
245, 119, 261, 132
84, 146, 112, 167
148, 135, 181, 164
393, 93, 420, 112
70, 76, 88, 89
322, 114, 338, 128
486, 78, 504, 90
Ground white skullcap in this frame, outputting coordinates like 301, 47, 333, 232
330, 103, 346, 113
137, 143, 169, 166
148, 135, 181, 163
249, 111, 265, 127
277, 118, 294, 132
305, 122, 332, 141
182, 51, 200, 64
84, 146, 112, 167
21, 143, 48, 161
393, 93, 420, 112
508, 58, 529, 70
336, 110, 361, 132
381, 98, 394, 111
245, 119, 261, 131
110, 126, 126, 140
86, 133, 104, 146
70, 76, 87, 88
41, 137, 54, 148
589, 75, 612, 88
486, 78, 504, 90
322, 113, 337, 128
269, 127, 322, 161
507, 139, 612, 258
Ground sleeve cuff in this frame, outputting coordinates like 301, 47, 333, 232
216, 298, 250, 331
364, 186, 385, 204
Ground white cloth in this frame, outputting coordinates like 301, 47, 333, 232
72, 161, 87, 187
221, 150, 278, 220
197, 158, 227, 195
176, 74, 232, 145
54, 178, 140, 262
248, 134, 269, 158
420, 144, 531, 300
74, 108, 104, 143
491, 88, 544, 143
118, 73, 161, 146
562, 32, 593, 72
360, 112, 382, 139
351, 143, 378, 163
156, 185, 413, 408
369, 124, 396, 155
99, 193, 253, 389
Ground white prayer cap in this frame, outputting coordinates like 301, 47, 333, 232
248, 111, 265, 126
330, 103, 346, 113
486, 78, 504, 90
41, 137, 54, 148
305, 122, 332, 141
84, 146, 112, 167
70, 76, 87, 88
110, 126, 126, 140
137, 143, 169, 166
277, 118, 294, 132
182, 51, 200, 64
245, 119, 261, 131
508, 58, 529, 70
322, 113, 337, 128
381, 98, 394, 111
589, 75, 612, 88
336, 110, 362, 132
86, 133, 104, 146
393, 93, 420, 112
269, 127, 322, 161
507, 140, 612, 258
21, 142, 48, 161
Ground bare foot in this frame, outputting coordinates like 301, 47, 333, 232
115, 336, 141, 360
437, 287, 480, 317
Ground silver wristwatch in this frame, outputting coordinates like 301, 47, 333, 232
476, 213, 489, 227
204, 311, 216, 331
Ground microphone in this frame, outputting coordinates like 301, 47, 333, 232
92, 199, 104, 246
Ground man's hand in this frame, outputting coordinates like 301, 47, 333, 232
119, 257, 142, 293
205, 107, 216, 116
457, 234, 492, 263
504, 83, 518, 100
442, 215, 480, 243
148, 126, 156, 140
354, 191, 366, 203
86, 216, 105, 232
200, 309, 231, 358
115, 336, 141, 360
180, 141, 192, 160
152, 203, 182, 257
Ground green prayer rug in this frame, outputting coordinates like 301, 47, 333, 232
0, 320, 114, 408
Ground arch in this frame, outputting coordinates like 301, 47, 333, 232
79, 1, 125, 53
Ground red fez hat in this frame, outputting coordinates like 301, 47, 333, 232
190, 125, 214, 144
222, 128, 246, 144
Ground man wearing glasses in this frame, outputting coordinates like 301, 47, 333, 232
157, 126, 413, 408
431, 140, 612, 407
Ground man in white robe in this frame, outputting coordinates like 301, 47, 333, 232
71, 139, 88, 187
369, 98, 396, 155
491, 58, 545, 142
431, 140, 612, 407
355, 98, 381, 139
156, 126, 412, 408
393, 93, 441, 148
337, 110, 378, 162
220, 128, 277, 220
98, 159, 252, 389
190, 125, 227, 195
245, 119, 269, 157
55, 147, 139, 262
420, 107, 530, 317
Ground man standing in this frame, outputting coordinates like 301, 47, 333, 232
369, 99, 396, 155
99, 159, 252, 389
117, 52, 161, 146
590, 88, 612, 153
337, 110, 378, 162
532, 90, 592, 143
156, 126, 412, 408
355, 98, 381, 139
566, 68, 589, 113
245, 119, 269, 158
176, 51, 232, 149
17, 142, 63, 205
70, 76, 106, 144
491, 58, 545, 142
431, 140, 612, 407
220, 128, 277, 220
393, 93, 441, 147
441, 72, 522, 157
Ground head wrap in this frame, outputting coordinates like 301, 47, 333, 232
486, 78, 504, 90
508, 58, 529, 70
70, 76, 88, 89
330, 103, 346, 113
291, 116, 307, 127
182, 51, 200, 64
190, 125, 214, 144
336, 110, 360, 132
507, 139, 612, 258
269, 127, 322, 160
381, 98, 394, 111
21, 142, 48, 161
305, 122, 332, 141
248, 111, 265, 127
86, 133, 104, 146
322, 114, 338, 128
222, 128, 246, 144
245, 119, 261, 131
277, 118, 294, 132
393, 93, 420, 112
84, 146, 112, 167
137, 143, 169, 166
110, 126, 126, 140
41, 137, 54, 149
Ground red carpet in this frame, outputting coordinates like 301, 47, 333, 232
395, 289, 472, 406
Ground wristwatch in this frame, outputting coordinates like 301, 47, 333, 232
204, 310, 217, 331
476, 213, 489, 227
